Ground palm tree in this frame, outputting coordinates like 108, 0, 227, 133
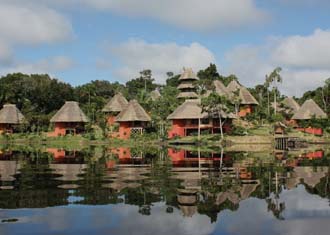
266, 67, 283, 115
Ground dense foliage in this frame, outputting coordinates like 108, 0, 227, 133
1, 64, 329, 133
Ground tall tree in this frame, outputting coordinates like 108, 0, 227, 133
266, 67, 283, 115
201, 92, 232, 140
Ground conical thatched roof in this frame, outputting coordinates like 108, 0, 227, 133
179, 68, 199, 81
226, 80, 241, 93
167, 99, 235, 120
282, 97, 300, 113
292, 99, 327, 120
116, 100, 151, 122
167, 99, 207, 120
239, 87, 259, 105
226, 81, 258, 105
213, 80, 230, 97
50, 101, 89, 123
177, 91, 198, 99
0, 104, 26, 124
150, 90, 161, 101
102, 93, 128, 112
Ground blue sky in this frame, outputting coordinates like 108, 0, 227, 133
0, 0, 330, 96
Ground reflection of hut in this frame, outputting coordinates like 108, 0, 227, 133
114, 100, 151, 139
102, 93, 128, 126
291, 99, 327, 135
286, 167, 327, 189
226, 80, 259, 117
177, 68, 199, 99
0, 104, 26, 134
50, 164, 86, 181
167, 99, 234, 138
177, 189, 198, 217
0, 160, 20, 182
49, 101, 89, 136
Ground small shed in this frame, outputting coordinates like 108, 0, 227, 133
49, 101, 89, 136
102, 93, 128, 125
0, 104, 26, 134
115, 100, 151, 139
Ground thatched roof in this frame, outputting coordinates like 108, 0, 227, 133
116, 100, 151, 122
177, 91, 198, 99
282, 97, 300, 112
177, 83, 195, 90
179, 68, 199, 81
167, 99, 207, 120
102, 93, 128, 112
213, 80, 230, 97
50, 101, 89, 123
150, 90, 161, 101
226, 80, 258, 105
292, 99, 327, 120
0, 104, 26, 124
239, 87, 259, 105
167, 99, 235, 120
226, 80, 241, 93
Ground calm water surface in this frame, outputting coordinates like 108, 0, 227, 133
0, 146, 329, 235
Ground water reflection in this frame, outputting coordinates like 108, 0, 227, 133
0, 146, 329, 234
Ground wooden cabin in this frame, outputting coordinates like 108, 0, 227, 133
0, 104, 26, 134
177, 68, 199, 99
102, 93, 128, 126
167, 99, 235, 138
48, 101, 89, 137
226, 80, 259, 117
291, 99, 327, 135
113, 100, 151, 139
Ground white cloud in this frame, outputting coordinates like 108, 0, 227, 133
106, 39, 215, 83
0, 40, 13, 65
23, 0, 267, 31
2, 56, 75, 75
224, 29, 330, 97
0, 2, 73, 45
272, 29, 330, 69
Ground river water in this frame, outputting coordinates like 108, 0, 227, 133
0, 146, 329, 235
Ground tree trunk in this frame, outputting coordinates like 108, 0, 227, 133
274, 87, 277, 115
218, 110, 223, 140
198, 117, 201, 142
267, 90, 270, 117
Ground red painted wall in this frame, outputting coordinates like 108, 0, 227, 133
296, 127, 323, 136
118, 122, 131, 139
238, 105, 253, 117
106, 115, 117, 126
168, 119, 186, 138
47, 148, 66, 159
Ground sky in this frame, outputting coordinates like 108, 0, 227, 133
0, 0, 330, 97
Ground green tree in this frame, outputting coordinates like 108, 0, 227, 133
201, 92, 233, 140
266, 67, 283, 115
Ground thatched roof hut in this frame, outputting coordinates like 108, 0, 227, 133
282, 97, 300, 113
167, 99, 207, 120
226, 80, 241, 93
50, 101, 89, 123
239, 87, 259, 105
116, 100, 151, 122
150, 89, 161, 101
179, 68, 199, 81
167, 99, 235, 120
292, 99, 327, 120
0, 104, 26, 124
226, 81, 258, 105
102, 93, 128, 113
213, 80, 230, 97
177, 68, 199, 99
